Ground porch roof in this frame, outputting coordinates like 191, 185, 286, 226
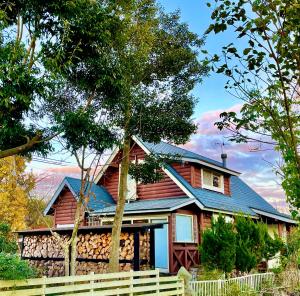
91, 197, 198, 215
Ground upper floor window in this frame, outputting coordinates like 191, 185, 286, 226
202, 169, 224, 193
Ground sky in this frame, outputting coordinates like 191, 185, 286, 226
28, 0, 289, 214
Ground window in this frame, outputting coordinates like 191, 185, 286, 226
202, 169, 224, 193
175, 214, 194, 242
119, 163, 137, 200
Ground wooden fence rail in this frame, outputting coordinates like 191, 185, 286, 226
0, 269, 184, 296
190, 272, 275, 296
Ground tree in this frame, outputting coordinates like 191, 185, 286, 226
26, 197, 53, 229
0, 223, 18, 254
104, 2, 207, 272
45, 0, 207, 273
0, 0, 112, 159
205, 0, 300, 214
200, 215, 236, 273
0, 156, 34, 230
235, 216, 283, 272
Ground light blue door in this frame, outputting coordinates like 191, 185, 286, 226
152, 219, 168, 272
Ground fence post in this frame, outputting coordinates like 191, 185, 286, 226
177, 266, 192, 296
42, 275, 46, 296
90, 271, 94, 296
155, 268, 160, 295
129, 270, 134, 296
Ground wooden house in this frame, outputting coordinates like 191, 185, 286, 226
41, 136, 295, 274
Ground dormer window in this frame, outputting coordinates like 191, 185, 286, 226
202, 169, 224, 193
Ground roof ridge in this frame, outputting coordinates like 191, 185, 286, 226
140, 137, 223, 164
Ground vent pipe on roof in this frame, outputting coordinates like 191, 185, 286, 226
221, 153, 227, 167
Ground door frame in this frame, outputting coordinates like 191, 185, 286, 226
151, 218, 169, 273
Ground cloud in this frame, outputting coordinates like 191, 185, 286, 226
184, 104, 289, 214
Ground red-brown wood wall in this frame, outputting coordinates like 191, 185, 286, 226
98, 142, 231, 202
53, 188, 77, 226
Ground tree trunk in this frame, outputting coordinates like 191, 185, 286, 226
108, 135, 131, 273
70, 200, 83, 275
64, 245, 70, 276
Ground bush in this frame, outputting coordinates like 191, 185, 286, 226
200, 215, 236, 273
0, 253, 36, 280
200, 215, 284, 274
0, 223, 37, 280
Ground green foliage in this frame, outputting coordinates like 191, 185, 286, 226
0, 223, 36, 280
200, 216, 283, 273
206, 0, 300, 212
281, 227, 300, 269
235, 217, 283, 272
0, 223, 17, 254
200, 215, 236, 273
0, 253, 36, 280
197, 268, 224, 281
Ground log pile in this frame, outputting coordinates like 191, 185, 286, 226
22, 235, 68, 258
139, 232, 150, 261
28, 260, 65, 277
22, 230, 150, 277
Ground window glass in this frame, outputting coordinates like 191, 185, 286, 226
203, 170, 212, 186
175, 215, 193, 242
202, 169, 223, 192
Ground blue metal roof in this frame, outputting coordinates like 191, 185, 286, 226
139, 139, 230, 169
44, 177, 115, 215
64, 177, 114, 211
165, 165, 291, 220
93, 197, 191, 214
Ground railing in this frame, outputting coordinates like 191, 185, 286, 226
190, 272, 275, 296
0, 269, 184, 296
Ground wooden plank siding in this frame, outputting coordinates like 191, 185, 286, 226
98, 142, 231, 201
53, 189, 77, 226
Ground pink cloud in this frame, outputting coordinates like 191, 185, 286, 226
183, 104, 289, 214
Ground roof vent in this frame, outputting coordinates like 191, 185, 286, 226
221, 153, 227, 167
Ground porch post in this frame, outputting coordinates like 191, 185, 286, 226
149, 228, 155, 268
133, 231, 140, 271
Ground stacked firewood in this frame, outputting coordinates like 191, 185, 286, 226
77, 232, 135, 260
22, 235, 68, 258
28, 260, 65, 277
22, 231, 150, 277
76, 262, 132, 275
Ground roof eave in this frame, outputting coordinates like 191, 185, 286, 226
252, 208, 297, 224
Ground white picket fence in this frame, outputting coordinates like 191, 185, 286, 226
0, 269, 184, 296
190, 272, 275, 296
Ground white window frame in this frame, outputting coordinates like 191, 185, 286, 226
201, 168, 224, 193
175, 214, 194, 243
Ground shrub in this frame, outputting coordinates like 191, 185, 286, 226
0, 253, 36, 280
200, 215, 236, 273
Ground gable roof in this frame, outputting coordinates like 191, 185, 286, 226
93, 137, 294, 224
43, 177, 114, 216
133, 136, 240, 176
166, 165, 295, 223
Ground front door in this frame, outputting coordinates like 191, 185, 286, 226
151, 219, 169, 272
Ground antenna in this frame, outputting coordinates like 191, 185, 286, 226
215, 140, 228, 153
